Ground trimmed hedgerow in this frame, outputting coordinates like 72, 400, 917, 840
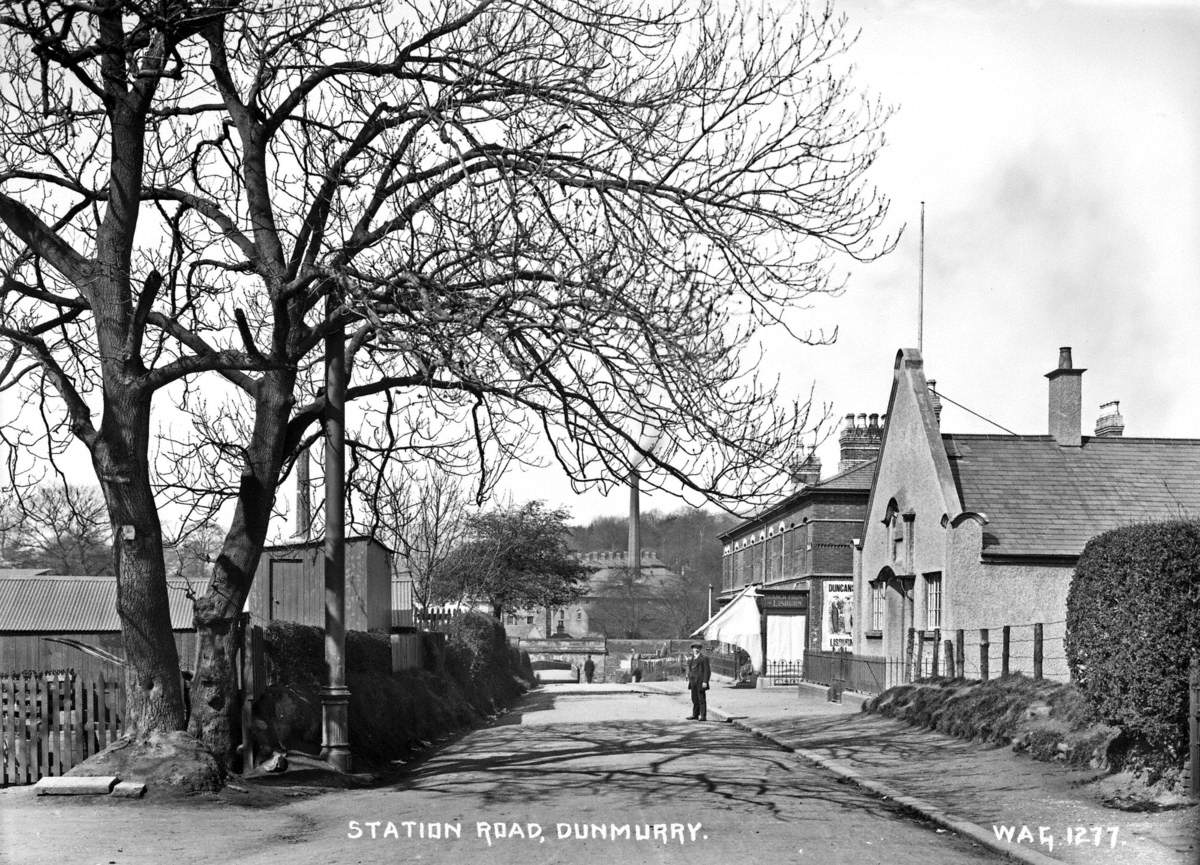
259, 618, 528, 767
1065, 520, 1200, 771
444, 611, 530, 713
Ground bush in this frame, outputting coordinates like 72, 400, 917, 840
444, 612, 527, 712
1066, 520, 1200, 771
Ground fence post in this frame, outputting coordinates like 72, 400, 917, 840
914, 630, 925, 680
979, 629, 990, 681
943, 638, 955, 679
1033, 624, 1044, 680
905, 627, 916, 683
1002, 626, 1011, 676
930, 628, 941, 677
955, 629, 965, 678
1188, 657, 1198, 799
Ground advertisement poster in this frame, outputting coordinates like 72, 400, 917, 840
823, 582, 855, 651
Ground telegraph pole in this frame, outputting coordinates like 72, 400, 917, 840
628, 469, 641, 637
320, 290, 351, 771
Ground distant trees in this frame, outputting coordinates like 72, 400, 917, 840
445, 501, 588, 619
0, 485, 112, 575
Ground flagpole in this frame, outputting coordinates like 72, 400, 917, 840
918, 201, 925, 353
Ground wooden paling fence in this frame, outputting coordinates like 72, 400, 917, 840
1, 669, 125, 786
389, 632, 422, 672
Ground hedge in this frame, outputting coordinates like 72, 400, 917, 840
1065, 520, 1200, 770
258, 616, 529, 767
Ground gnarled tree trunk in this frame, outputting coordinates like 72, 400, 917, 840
188, 371, 295, 770
93, 388, 186, 737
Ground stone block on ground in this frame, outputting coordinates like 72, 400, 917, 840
110, 781, 147, 798
34, 775, 119, 795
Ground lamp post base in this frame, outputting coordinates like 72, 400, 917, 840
319, 685, 352, 772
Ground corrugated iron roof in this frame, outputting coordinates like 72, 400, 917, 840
0, 575, 204, 632
945, 434, 1200, 558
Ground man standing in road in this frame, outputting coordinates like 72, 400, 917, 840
583, 654, 596, 684
686, 643, 711, 721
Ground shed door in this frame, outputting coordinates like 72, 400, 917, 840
269, 558, 308, 623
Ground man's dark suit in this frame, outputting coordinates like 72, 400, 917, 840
686, 651, 711, 720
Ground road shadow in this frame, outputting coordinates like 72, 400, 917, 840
384, 694, 947, 825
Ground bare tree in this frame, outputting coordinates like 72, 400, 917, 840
352, 468, 472, 610
0, 484, 112, 575
163, 519, 225, 584
0, 0, 893, 773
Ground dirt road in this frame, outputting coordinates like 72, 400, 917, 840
1, 686, 1004, 865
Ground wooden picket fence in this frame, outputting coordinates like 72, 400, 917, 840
1, 668, 125, 786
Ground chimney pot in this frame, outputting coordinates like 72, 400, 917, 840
838, 408, 885, 471
1058, 346, 1073, 370
1095, 400, 1125, 438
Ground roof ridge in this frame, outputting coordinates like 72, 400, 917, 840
815, 457, 877, 485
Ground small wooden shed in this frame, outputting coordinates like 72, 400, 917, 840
247, 536, 392, 632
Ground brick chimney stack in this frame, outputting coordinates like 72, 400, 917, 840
788, 451, 822, 489
1095, 401, 1125, 437
838, 411, 885, 472
1045, 347, 1085, 447
927, 379, 943, 425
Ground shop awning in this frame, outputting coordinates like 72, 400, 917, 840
691, 586, 761, 671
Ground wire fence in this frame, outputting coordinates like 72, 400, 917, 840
906, 621, 1069, 682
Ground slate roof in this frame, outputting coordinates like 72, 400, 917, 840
943, 434, 1200, 558
719, 459, 876, 541
0, 574, 204, 632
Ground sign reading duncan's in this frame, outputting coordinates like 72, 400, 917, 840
823, 581, 854, 650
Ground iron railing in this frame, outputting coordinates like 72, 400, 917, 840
802, 650, 896, 695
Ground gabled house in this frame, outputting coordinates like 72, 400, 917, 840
853, 347, 1200, 681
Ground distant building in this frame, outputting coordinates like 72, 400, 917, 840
696, 414, 882, 672
503, 550, 684, 639
854, 347, 1200, 681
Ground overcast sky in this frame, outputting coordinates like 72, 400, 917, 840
502, 0, 1200, 525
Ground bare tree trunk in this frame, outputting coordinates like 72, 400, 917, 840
93, 392, 186, 737
188, 372, 294, 770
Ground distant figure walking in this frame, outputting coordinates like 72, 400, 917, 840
686, 643, 711, 721
583, 654, 596, 684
